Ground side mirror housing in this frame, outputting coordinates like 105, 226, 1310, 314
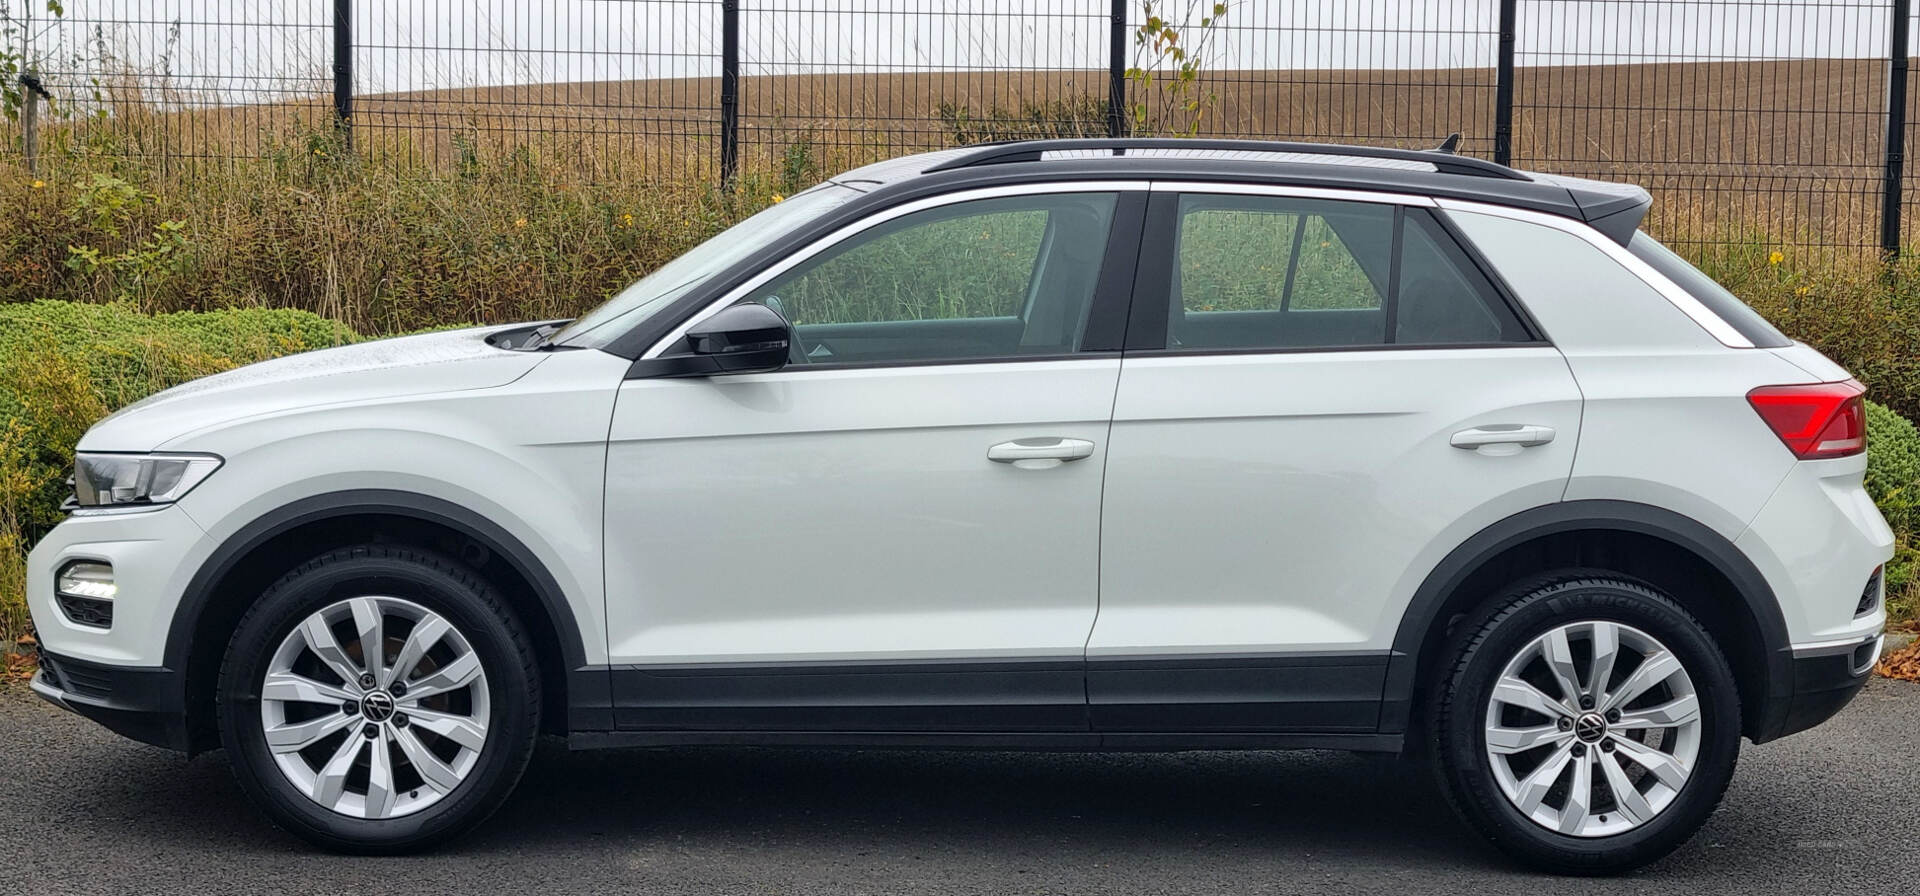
646, 303, 791, 378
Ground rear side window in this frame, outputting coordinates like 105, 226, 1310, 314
1164, 195, 1530, 351
1626, 232, 1792, 349
1396, 211, 1524, 344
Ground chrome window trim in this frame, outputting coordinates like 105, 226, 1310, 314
1434, 197, 1755, 349
641, 181, 1150, 360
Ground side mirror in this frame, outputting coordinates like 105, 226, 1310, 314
667, 303, 792, 376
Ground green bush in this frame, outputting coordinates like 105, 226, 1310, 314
1866, 399, 1920, 621
0, 301, 358, 645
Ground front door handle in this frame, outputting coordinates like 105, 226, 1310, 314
1451, 424, 1556, 456
987, 437, 1096, 470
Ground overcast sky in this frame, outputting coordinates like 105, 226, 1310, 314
12, 0, 1903, 106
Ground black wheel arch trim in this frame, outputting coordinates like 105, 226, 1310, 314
1378, 499, 1792, 739
165, 489, 590, 674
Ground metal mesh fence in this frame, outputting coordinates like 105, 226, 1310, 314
1161, 1, 1500, 158
352, 0, 721, 181
3, 1, 1916, 255
8, 0, 333, 161
1512, 0, 1891, 251
739, 0, 1110, 181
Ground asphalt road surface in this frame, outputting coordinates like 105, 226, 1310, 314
3, 679, 1917, 896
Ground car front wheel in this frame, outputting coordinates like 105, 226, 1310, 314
216, 546, 540, 853
1430, 572, 1742, 875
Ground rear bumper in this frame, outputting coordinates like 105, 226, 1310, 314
31, 650, 190, 752
1752, 634, 1881, 743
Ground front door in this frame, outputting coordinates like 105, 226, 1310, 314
603, 185, 1142, 733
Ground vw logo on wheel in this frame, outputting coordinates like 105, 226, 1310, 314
359, 690, 397, 723
1573, 711, 1608, 744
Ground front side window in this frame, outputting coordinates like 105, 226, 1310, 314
1165, 194, 1529, 351
741, 192, 1118, 365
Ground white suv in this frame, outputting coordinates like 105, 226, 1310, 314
26, 139, 1890, 874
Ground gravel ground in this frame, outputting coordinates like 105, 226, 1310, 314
1, 679, 1915, 895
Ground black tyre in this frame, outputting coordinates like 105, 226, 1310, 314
1429, 571, 1741, 875
216, 545, 540, 853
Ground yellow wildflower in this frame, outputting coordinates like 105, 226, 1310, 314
1767, 250, 1784, 266
771, 193, 784, 203
513, 217, 528, 229
620, 213, 634, 227
30, 179, 44, 189
1794, 286, 1810, 297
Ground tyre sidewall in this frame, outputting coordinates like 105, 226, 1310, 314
217, 548, 538, 853
1435, 576, 1742, 873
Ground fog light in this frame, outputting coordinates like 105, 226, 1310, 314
57, 561, 117, 600
54, 561, 115, 629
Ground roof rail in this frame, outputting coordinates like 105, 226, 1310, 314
922, 138, 1529, 181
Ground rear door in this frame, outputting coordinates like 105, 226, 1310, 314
1088, 183, 1583, 734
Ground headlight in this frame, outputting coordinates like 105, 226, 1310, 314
71, 452, 222, 509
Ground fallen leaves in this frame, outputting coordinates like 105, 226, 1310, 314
1876, 638, 1920, 682
2, 632, 34, 682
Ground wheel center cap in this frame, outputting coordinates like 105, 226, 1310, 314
360, 690, 396, 723
1573, 711, 1608, 743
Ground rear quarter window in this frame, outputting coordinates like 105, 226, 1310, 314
1626, 233, 1793, 349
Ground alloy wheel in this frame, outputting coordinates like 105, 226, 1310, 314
258, 596, 491, 819
1482, 619, 1702, 838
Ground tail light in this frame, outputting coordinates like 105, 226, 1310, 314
1746, 379, 1867, 459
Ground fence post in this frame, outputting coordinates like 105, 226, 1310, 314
20, 73, 44, 174
332, 0, 352, 148
1108, 0, 1127, 137
1493, 0, 1516, 165
721, 0, 741, 188
1884, 0, 1911, 257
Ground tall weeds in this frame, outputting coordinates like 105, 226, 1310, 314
2, 123, 788, 335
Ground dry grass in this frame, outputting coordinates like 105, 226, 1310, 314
6, 59, 1893, 238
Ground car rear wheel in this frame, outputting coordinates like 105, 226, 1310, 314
1430, 572, 1741, 875
217, 546, 539, 853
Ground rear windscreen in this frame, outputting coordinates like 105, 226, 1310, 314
1626, 232, 1793, 348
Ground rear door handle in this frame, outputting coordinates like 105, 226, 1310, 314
1451, 424, 1556, 455
988, 437, 1096, 469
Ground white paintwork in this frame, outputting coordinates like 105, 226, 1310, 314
21, 165, 1890, 738
1448, 206, 1890, 643
1738, 451, 1891, 646
1436, 199, 1755, 348
83, 327, 549, 451
29, 344, 631, 667
601, 360, 1118, 664
1091, 348, 1583, 656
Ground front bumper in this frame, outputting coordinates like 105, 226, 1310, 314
31, 649, 190, 751
25, 505, 213, 668
1753, 633, 1882, 743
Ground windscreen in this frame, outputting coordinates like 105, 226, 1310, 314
553, 182, 863, 349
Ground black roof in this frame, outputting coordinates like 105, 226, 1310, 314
831, 138, 1652, 245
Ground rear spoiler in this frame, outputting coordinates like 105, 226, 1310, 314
1528, 171, 1652, 246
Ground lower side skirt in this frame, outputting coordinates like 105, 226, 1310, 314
568, 729, 1405, 753
578, 652, 1398, 753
